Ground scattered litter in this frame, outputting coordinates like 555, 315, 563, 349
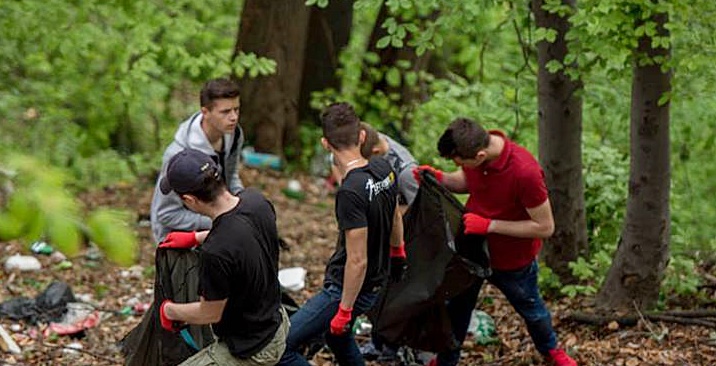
9, 324, 21, 332
62, 341, 83, 357
47, 302, 100, 336
50, 251, 67, 263
242, 146, 282, 170
282, 179, 305, 201
467, 310, 498, 345
53, 260, 73, 271
0, 324, 21, 354
30, 241, 54, 255
353, 316, 372, 335
278, 267, 307, 292
0, 281, 75, 323
4, 255, 42, 272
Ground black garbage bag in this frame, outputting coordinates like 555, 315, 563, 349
0, 281, 75, 323
370, 170, 491, 353
120, 248, 214, 366
120, 247, 306, 366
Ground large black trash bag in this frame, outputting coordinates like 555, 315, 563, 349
120, 247, 307, 366
370, 170, 491, 353
0, 281, 75, 324
120, 248, 214, 366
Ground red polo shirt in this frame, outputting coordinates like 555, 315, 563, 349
463, 131, 548, 270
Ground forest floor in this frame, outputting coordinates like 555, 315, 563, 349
1, 167, 715, 365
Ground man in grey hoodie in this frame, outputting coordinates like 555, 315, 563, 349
150, 78, 244, 244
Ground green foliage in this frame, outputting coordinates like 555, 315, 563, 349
0, 0, 272, 184
87, 209, 138, 267
0, 153, 138, 266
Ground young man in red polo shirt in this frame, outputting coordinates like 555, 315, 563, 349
414, 118, 577, 366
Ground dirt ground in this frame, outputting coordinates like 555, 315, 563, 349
1, 167, 715, 365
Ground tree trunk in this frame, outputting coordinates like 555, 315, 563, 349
531, 0, 587, 283
364, 4, 436, 132
298, 1, 353, 125
235, 0, 310, 155
596, 11, 671, 311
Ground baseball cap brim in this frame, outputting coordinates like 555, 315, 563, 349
159, 176, 173, 195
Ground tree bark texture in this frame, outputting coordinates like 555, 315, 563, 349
531, 0, 587, 283
235, 0, 310, 155
298, 0, 353, 124
597, 11, 672, 311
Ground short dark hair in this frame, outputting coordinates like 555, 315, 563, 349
185, 172, 226, 203
360, 122, 380, 159
320, 102, 361, 150
200, 78, 240, 109
437, 117, 490, 159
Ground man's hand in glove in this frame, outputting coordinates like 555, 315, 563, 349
329, 304, 353, 335
463, 213, 492, 235
158, 231, 199, 249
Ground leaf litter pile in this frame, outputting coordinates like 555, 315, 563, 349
1, 167, 715, 365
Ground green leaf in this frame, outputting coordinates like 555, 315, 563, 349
386, 67, 401, 87
376, 36, 391, 49
87, 209, 137, 267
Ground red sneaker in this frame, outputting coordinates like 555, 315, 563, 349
548, 349, 577, 366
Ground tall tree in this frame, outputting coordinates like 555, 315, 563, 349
235, 0, 311, 155
531, 0, 587, 283
596, 8, 672, 310
298, 1, 354, 124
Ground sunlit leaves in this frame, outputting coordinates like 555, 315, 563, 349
87, 209, 137, 267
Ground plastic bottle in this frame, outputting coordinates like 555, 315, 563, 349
30, 241, 54, 255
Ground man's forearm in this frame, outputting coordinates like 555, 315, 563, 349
164, 301, 223, 325
340, 260, 367, 309
489, 219, 553, 239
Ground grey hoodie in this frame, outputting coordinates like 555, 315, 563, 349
150, 112, 244, 242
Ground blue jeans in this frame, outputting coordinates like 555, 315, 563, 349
437, 261, 557, 366
278, 284, 380, 366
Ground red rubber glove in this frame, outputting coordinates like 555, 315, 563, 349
412, 165, 443, 185
463, 213, 492, 235
158, 231, 199, 249
390, 241, 407, 259
159, 300, 182, 332
390, 241, 408, 282
329, 304, 353, 335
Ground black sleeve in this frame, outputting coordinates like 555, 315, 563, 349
336, 189, 368, 231
199, 250, 233, 301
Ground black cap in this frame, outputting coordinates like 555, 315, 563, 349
160, 148, 220, 195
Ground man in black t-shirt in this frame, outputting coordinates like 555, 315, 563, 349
157, 148, 288, 366
278, 103, 402, 366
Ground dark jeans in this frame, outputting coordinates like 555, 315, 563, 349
277, 284, 380, 366
437, 260, 557, 366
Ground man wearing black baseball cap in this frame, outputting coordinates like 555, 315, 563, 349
158, 148, 288, 366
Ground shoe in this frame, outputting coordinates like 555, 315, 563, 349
377, 345, 399, 362
359, 341, 382, 361
548, 349, 577, 366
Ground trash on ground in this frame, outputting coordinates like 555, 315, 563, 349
0, 281, 75, 323
278, 267, 307, 292
0, 324, 21, 354
242, 146, 282, 170
4, 255, 42, 272
30, 241, 54, 255
47, 302, 100, 336
467, 309, 499, 345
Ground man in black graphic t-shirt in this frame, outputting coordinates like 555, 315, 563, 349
157, 148, 288, 366
278, 103, 402, 366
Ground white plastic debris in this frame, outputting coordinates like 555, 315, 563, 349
0, 324, 21, 354
4, 255, 41, 272
287, 179, 302, 192
278, 267, 307, 292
